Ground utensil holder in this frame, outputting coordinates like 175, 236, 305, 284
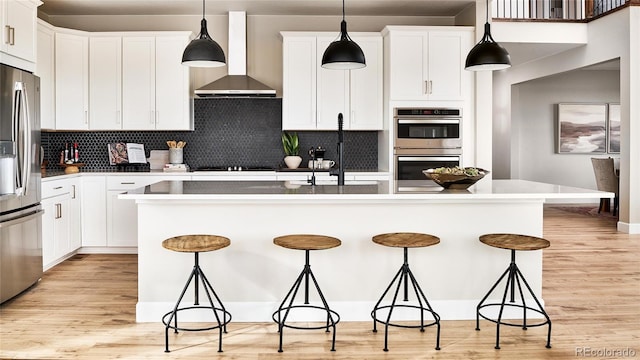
169, 148, 183, 164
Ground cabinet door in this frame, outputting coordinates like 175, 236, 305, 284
41, 197, 56, 268
426, 31, 469, 101
316, 36, 349, 131
388, 33, 425, 101
81, 176, 107, 247
67, 178, 81, 251
36, 22, 55, 130
155, 36, 191, 130
41, 195, 70, 270
282, 35, 316, 130
3, 0, 37, 62
89, 36, 122, 130
55, 197, 71, 260
349, 35, 383, 130
55, 32, 89, 130
122, 37, 155, 130
107, 190, 137, 247
105, 175, 189, 248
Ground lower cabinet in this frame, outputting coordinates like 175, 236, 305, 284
41, 177, 81, 270
80, 176, 107, 247
106, 175, 190, 248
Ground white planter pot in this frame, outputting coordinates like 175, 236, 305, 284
284, 156, 302, 169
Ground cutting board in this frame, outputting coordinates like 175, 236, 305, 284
147, 150, 169, 170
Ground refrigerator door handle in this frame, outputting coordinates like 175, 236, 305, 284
12, 82, 23, 195
12, 82, 31, 197
21, 82, 32, 196
0, 209, 44, 229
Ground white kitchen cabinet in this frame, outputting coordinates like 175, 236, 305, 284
41, 177, 80, 271
36, 19, 55, 130
282, 34, 316, 130
383, 26, 473, 101
55, 30, 89, 130
281, 32, 382, 131
67, 178, 81, 252
344, 35, 383, 130
316, 36, 349, 130
122, 34, 191, 130
0, 0, 39, 71
80, 176, 107, 247
155, 36, 191, 130
89, 36, 122, 130
106, 175, 189, 248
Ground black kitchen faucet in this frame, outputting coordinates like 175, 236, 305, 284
330, 113, 345, 186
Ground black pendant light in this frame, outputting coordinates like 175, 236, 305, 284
321, 0, 366, 70
182, 0, 226, 67
465, 0, 511, 71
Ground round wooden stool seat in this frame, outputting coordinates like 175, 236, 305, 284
274, 234, 341, 251
480, 233, 550, 251
372, 232, 440, 248
162, 234, 231, 253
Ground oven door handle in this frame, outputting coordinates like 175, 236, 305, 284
398, 156, 460, 162
397, 119, 460, 124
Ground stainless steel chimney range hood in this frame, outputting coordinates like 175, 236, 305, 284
195, 11, 276, 97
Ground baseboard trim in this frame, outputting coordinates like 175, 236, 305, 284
136, 299, 545, 323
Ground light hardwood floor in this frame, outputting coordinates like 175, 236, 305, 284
1, 205, 639, 359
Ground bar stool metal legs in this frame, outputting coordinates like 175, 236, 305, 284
476, 249, 552, 349
162, 252, 232, 353
272, 249, 340, 352
371, 247, 441, 351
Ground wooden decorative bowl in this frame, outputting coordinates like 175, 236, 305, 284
423, 168, 489, 189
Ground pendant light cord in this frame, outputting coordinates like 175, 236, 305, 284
485, 0, 489, 24
342, 0, 345, 21
202, 0, 205, 19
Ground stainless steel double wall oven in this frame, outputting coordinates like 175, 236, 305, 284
394, 107, 462, 181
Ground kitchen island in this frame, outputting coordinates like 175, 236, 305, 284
121, 179, 611, 323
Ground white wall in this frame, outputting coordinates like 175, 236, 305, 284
511, 69, 620, 190
493, 7, 639, 232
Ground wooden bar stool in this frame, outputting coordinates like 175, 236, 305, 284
161, 234, 232, 353
371, 232, 441, 351
272, 234, 341, 352
476, 233, 552, 349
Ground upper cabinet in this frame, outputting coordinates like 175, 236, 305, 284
89, 36, 122, 130
36, 20, 54, 129
36, 23, 193, 131
122, 35, 191, 130
0, 0, 40, 72
281, 32, 383, 131
55, 30, 89, 130
382, 26, 474, 102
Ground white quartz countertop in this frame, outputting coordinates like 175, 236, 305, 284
119, 179, 613, 201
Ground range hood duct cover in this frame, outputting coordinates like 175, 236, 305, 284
195, 11, 276, 97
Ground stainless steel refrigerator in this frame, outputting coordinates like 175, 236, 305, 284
0, 63, 43, 304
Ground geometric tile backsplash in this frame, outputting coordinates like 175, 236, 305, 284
42, 97, 379, 172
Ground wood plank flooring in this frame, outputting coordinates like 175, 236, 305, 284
1, 205, 639, 359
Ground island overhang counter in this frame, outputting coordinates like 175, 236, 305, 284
120, 179, 612, 323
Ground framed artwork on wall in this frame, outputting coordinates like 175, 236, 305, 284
607, 103, 620, 154
557, 103, 607, 154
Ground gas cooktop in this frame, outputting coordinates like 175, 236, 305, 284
194, 166, 276, 172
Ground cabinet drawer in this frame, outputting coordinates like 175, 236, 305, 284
107, 175, 189, 190
107, 176, 157, 190
42, 180, 73, 199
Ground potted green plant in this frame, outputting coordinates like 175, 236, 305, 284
281, 132, 302, 169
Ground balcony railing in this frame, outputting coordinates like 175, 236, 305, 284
493, 0, 631, 21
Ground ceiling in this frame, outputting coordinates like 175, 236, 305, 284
38, 0, 476, 17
